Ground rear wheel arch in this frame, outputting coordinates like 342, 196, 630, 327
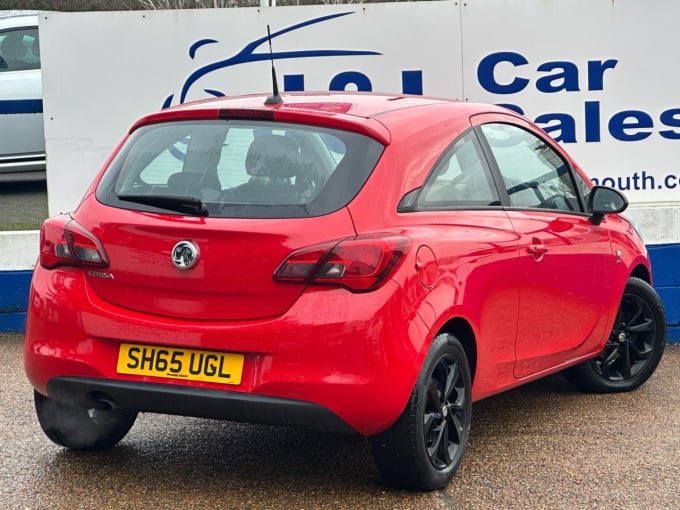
436, 317, 477, 383
370, 332, 473, 489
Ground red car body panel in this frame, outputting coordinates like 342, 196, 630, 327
74, 199, 358, 320
24, 92, 652, 436
25, 267, 429, 435
507, 209, 615, 378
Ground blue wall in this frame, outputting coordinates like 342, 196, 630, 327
648, 244, 680, 342
2, 246, 678, 341
0, 270, 31, 333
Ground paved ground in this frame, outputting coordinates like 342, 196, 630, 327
2, 333, 679, 510
0, 181, 48, 230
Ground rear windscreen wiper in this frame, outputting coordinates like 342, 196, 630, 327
117, 194, 209, 217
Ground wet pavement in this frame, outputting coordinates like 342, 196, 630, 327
2, 333, 679, 509
0, 180, 48, 231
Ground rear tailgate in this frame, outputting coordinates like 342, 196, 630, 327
77, 208, 356, 321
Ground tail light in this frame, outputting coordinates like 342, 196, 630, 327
39, 215, 109, 269
274, 234, 410, 292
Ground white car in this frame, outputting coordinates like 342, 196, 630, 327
0, 13, 44, 180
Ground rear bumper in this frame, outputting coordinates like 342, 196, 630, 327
24, 265, 430, 436
46, 376, 356, 435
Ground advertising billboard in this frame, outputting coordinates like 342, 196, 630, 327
21, 1, 680, 337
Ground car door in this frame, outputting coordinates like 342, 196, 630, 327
473, 114, 617, 379
398, 128, 521, 395
0, 20, 44, 175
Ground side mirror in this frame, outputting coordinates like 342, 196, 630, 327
587, 186, 628, 225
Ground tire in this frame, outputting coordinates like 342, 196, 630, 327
563, 277, 666, 393
369, 333, 472, 491
34, 391, 137, 451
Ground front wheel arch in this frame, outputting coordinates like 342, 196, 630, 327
630, 263, 650, 284
563, 276, 666, 393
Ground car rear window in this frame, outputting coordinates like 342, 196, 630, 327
96, 120, 384, 218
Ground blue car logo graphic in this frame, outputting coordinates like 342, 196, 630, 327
162, 11, 382, 108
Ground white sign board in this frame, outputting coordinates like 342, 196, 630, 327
40, 1, 679, 222
39, 3, 462, 214
461, 0, 680, 206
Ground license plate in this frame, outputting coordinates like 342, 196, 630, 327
117, 343, 244, 385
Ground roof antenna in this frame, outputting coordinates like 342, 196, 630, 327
264, 25, 283, 105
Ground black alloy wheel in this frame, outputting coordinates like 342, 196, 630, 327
563, 277, 666, 393
424, 353, 468, 470
597, 293, 657, 381
370, 333, 472, 491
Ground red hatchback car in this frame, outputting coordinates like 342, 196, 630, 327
24, 92, 666, 490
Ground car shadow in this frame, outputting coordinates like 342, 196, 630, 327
33, 374, 585, 500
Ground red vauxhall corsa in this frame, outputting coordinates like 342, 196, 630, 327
24, 91, 666, 490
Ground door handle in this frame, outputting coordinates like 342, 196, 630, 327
527, 238, 548, 260
527, 244, 548, 256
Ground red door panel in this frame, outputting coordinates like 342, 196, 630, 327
508, 210, 615, 378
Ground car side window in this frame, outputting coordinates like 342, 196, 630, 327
0, 27, 40, 72
571, 169, 592, 207
417, 130, 500, 208
480, 123, 581, 212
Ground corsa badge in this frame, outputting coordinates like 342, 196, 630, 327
172, 240, 199, 270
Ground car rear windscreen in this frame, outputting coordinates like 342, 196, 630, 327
96, 119, 384, 218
